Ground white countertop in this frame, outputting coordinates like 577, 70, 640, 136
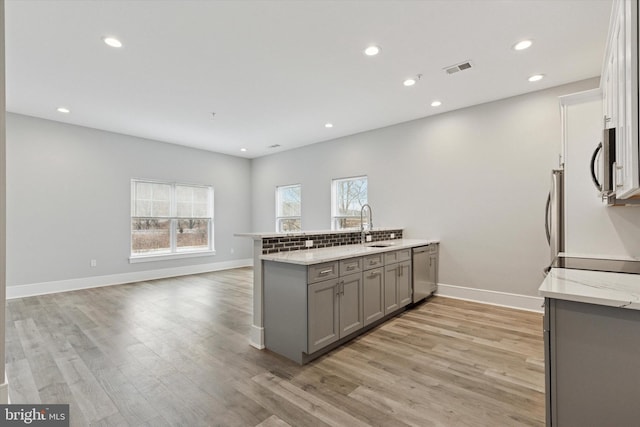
235, 227, 403, 240
261, 238, 439, 265
539, 268, 640, 310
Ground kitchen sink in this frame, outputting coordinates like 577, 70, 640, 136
367, 243, 394, 248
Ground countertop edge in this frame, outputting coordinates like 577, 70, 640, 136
260, 239, 438, 265
538, 268, 640, 311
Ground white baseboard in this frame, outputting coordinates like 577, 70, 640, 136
435, 283, 544, 313
6, 258, 253, 299
250, 325, 265, 349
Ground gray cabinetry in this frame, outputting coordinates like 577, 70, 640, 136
545, 298, 640, 426
308, 278, 340, 354
364, 253, 384, 270
363, 267, 384, 326
263, 244, 427, 364
308, 266, 363, 355
338, 272, 364, 337
384, 249, 412, 315
308, 261, 339, 283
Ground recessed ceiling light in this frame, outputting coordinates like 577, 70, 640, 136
528, 74, 544, 82
364, 45, 380, 56
240, 148, 247, 152
103, 37, 122, 48
57, 107, 70, 113
513, 40, 533, 51
325, 123, 333, 128
403, 78, 416, 87
431, 101, 442, 107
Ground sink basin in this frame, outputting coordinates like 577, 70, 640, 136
367, 243, 393, 248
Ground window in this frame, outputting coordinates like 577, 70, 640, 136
131, 179, 214, 259
332, 176, 368, 230
276, 184, 301, 232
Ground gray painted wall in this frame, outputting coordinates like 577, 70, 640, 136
251, 79, 600, 297
6, 113, 253, 287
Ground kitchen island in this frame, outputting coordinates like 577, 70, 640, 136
539, 267, 640, 426
262, 238, 437, 364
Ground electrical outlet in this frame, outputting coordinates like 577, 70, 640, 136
366, 235, 373, 242
90, 259, 97, 267
390, 233, 395, 239
305, 240, 313, 248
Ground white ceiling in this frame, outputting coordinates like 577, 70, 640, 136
6, 0, 612, 159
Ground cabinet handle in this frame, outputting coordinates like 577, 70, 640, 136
368, 272, 380, 278
347, 265, 356, 270
319, 269, 333, 275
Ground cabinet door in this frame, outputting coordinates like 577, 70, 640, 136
549, 299, 640, 426
363, 267, 384, 326
614, 0, 640, 198
308, 279, 339, 354
339, 273, 364, 337
397, 260, 412, 308
384, 264, 400, 315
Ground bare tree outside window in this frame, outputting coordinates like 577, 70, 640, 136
131, 180, 214, 256
332, 176, 368, 230
276, 184, 301, 232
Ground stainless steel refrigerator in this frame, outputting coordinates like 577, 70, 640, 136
545, 169, 564, 271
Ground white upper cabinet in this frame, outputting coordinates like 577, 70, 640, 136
602, 0, 640, 199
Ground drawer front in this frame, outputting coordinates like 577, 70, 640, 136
340, 257, 362, 275
364, 254, 384, 270
384, 249, 411, 264
308, 261, 339, 284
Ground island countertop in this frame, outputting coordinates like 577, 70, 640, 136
235, 227, 403, 240
539, 267, 640, 310
260, 238, 439, 266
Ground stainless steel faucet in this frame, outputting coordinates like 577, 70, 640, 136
360, 204, 373, 244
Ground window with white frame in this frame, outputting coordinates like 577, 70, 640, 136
332, 176, 368, 230
276, 184, 301, 232
131, 179, 214, 258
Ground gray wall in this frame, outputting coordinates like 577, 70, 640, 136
251, 78, 600, 297
6, 113, 252, 287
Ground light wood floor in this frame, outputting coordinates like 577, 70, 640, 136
6, 267, 545, 426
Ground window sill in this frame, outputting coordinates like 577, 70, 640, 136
129, 250, 216, 264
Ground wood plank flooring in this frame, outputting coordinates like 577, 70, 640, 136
6, 268, 545, 426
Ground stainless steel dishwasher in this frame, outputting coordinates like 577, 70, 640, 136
412, 244, 438, 303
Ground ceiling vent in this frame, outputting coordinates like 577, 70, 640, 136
444, 61, 473, 75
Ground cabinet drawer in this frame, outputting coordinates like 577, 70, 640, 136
340, 257, 362, 275
308, 261, 339, 284
384, 249, 411, 264
363, 254, 384, 270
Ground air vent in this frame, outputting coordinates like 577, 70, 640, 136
268, 144, 281, 149
444, 61, 473, 75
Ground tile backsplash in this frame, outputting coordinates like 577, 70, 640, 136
261, 229, 403, 254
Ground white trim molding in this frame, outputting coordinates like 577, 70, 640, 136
6, 258, 253, 299
436, 282, 544, 313
250, 325, 265, 349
